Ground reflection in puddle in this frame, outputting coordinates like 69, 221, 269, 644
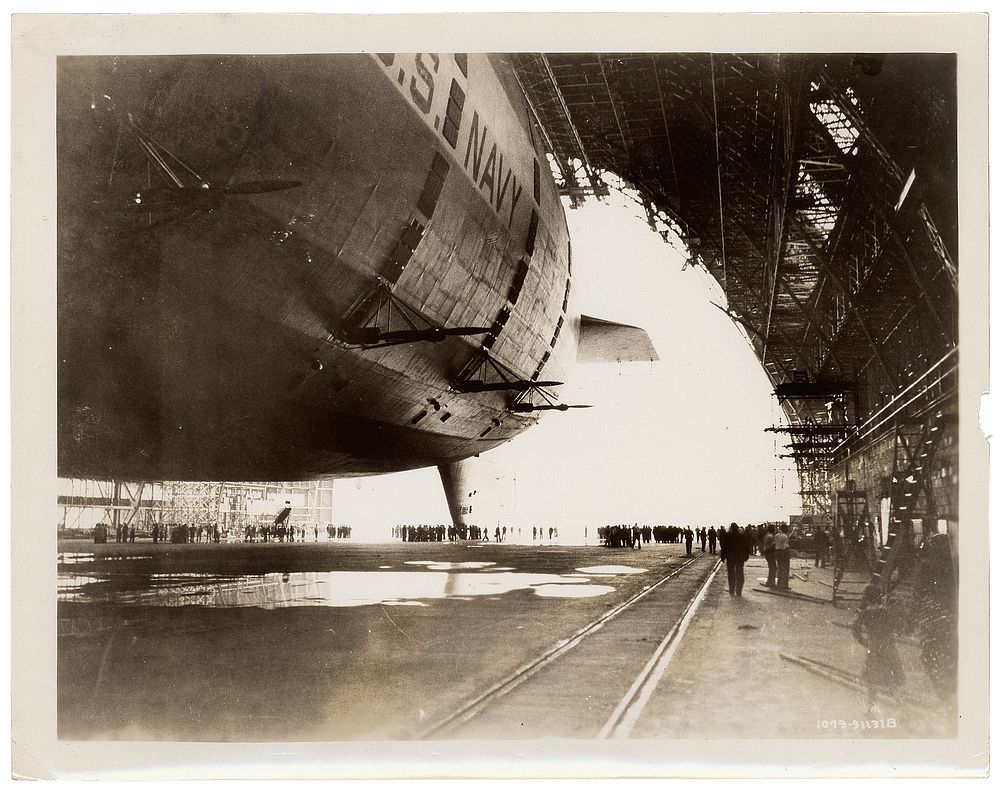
57, 568, 620, 609
403, 561, 496, 570
57, 553, 96, 565
58, 553, 153, 565
58, 574, 104, 601
575, 565, 648, 575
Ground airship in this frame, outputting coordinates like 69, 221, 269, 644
58, 53, 656, 525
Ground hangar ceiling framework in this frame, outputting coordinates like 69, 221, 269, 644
57, 53, 959, 545
510, 52, 958, 524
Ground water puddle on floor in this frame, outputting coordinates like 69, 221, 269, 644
532, 583, 615, 598
575, 565, 648, 575
57, 566, 626, 609
58, 574, 105, 601
57, 553, 96, 565
58, 553, 153, 565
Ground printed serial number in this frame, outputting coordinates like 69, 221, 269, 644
817, 719, 898, 730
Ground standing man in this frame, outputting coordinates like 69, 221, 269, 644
813, 526, 829, 568
763, 525, 777, 587
707, 526, 717, 554
700, 528, 707, 552
720, 523, 749, 597
774, 525, 791, 589
684, 527, 694, 556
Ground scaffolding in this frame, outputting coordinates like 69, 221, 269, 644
58, 478, 336, 539
510, 53, 958, 545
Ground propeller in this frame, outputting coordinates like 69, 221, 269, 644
120, 111, 302, 215
509, 403, 593, 413
342, 326, 492, 346
453, 380, 563, 393
379, 326, 491, 343
126, 180, 302, 213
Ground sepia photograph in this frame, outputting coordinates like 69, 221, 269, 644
11, 11, 990, 779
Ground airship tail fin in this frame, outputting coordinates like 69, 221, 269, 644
576, 315, 659, 363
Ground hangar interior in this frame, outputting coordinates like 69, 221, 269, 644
60, 52, 958, 612
508, 52, 957, 606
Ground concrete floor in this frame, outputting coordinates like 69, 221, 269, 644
57, 540, 954, 742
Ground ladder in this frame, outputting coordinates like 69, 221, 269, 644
831, 486, 871, 606
871, 413, 945, 600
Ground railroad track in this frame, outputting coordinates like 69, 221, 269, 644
419, 555, 720, 739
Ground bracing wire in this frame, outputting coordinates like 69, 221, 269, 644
709, 55, 728, 295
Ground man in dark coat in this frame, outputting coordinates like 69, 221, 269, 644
763, 525, 777, 587
720, 522, 749, 597
813, 526, 829, 568
774, 525, 792, 589
684, 528, 693, 555
707, 526, 717, 554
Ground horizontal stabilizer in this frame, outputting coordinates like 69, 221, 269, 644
576, 315, 659, 363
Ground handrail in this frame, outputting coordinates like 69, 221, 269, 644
833, 359, 957, 455
831, 347, 958, 454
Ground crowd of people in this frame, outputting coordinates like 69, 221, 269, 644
596, 524, 741, 555
93, 522, 349, 544
393, 524, 557, 542
394, 524, 482, 542
715, 522, 793, 596
599, 524, 651, 548
94, 522, 223, 544
239, 523, 327, 542
593, 522, 798, 597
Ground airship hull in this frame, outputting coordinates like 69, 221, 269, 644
58, 53, 576, 481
